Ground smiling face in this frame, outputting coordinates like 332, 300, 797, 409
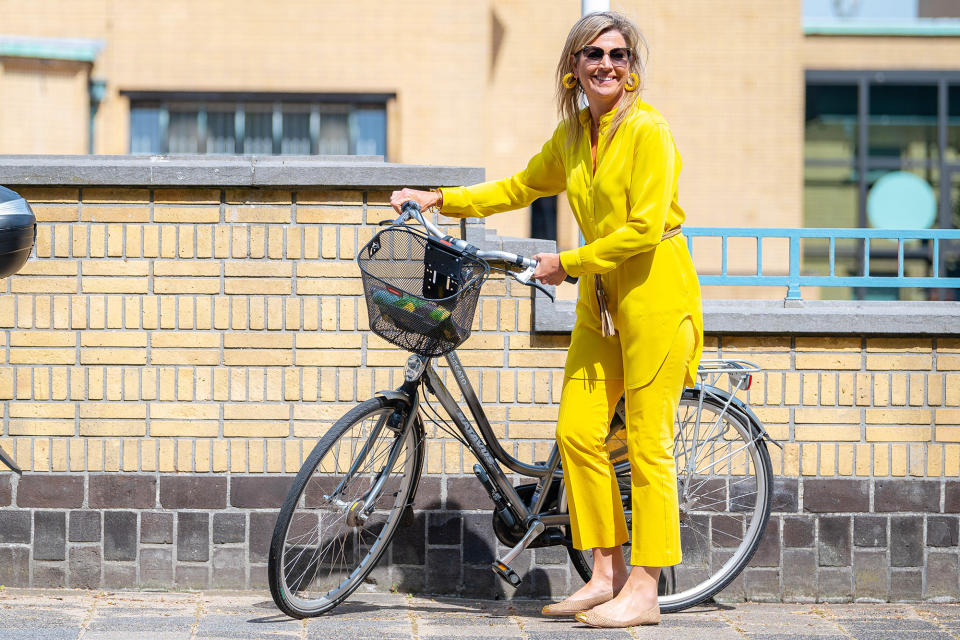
571, 29, 630, 116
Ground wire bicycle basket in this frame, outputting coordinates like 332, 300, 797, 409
357, 226, 489, 357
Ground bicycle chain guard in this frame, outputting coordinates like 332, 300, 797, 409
491, 480, 564, 548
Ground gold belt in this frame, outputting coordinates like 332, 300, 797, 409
594, 225, 682, 337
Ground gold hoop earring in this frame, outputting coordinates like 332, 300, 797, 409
562, 73, 578, 90
624, 72, 639, 92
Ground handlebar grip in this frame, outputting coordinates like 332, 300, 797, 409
401, 200, 422, 215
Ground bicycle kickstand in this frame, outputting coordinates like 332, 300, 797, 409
492, 519, 545, 587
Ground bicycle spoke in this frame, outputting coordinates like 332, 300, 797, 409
680, 515, 711, 564
711, 526, 744, 543
692, 433, 754, 470
684, 414, 726, 470
272, 402, 420, 614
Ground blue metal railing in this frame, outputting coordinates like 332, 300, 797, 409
684, 228, 960, 302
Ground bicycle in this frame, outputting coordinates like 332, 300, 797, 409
267, 201, 779, 618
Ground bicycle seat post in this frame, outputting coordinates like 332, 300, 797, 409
528, 445, 561, 516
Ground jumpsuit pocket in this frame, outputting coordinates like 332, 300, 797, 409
564, 272, 625, 382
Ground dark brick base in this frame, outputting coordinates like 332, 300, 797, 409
0, 473, 957, 601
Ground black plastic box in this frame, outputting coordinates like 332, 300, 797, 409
0, 186, 36, 278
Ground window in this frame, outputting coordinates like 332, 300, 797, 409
206, 107, 236, 154
530, 196, 558, 242
129, 104, 162, 154
281, 106, 311, 155
804, 72, 960, 230
804, 71, 960, 299
125, 92, 390, 158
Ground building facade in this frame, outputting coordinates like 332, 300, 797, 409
1, 0, 959, 301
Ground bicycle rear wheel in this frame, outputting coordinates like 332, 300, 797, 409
567, 386, 773, 613
268, 397, 423, 618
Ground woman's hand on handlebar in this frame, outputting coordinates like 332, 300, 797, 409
389, 188, 440, 215
532, 253, 568, 286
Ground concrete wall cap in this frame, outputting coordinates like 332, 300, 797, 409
0, 155, 485, 189
534, 297, 960, 336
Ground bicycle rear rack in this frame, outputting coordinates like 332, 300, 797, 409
696, 359, 760, 392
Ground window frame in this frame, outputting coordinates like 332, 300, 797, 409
123, 91, 393, 159
805, 70, 960, 232
805, 70, 960, 298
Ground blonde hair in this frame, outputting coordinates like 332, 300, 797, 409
555, 11, 648, 148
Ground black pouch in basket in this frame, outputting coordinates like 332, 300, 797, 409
422, 237, 463, 307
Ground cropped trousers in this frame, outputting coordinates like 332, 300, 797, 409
556, 317, 696, 567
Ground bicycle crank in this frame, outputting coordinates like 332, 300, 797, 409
491, 519, 545, 588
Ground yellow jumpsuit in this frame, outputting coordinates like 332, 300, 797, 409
440, 99, 703, 567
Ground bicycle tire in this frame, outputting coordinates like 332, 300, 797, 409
566, 386, 773, 613
268, 397, 423, 618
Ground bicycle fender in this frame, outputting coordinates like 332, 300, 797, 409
400, 415, 426, 518
374, 389, 413, 408
696, 384, 783, 450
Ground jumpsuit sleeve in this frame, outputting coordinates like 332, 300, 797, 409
439, 125, 566, 218
559, 123, 678, 277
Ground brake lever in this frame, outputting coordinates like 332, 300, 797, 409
385, 209, 413, 226
511, 265, 555, 302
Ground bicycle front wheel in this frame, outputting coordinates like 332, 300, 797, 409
567, 386, 773, 613
268, 397, 423, 618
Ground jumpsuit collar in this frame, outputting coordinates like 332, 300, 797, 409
579, 105, 620, 136
580, 106, 620, 178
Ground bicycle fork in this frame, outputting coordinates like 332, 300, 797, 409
327, 388, 421, 528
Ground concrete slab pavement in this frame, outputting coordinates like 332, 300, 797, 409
0, 589, 958, 639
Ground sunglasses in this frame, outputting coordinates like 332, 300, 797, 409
576, 45, 632, 67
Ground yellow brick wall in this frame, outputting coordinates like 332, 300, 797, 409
713, 336, 960, 479
2, 186, 958, 480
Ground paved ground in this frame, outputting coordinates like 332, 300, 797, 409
0, 589, 959, 639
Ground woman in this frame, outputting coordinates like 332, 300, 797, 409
390, 11, 702, 629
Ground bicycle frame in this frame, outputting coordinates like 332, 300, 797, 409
354, 347, 574, 565
422, 351, 569, 527
363, 351, 776, 550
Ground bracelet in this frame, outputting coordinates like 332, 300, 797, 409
430, 188, 443, 211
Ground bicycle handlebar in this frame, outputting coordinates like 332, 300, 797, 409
398, 201, 578, 288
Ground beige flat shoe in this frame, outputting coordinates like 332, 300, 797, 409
575, 603, 661, 628
540, 591, 615, 617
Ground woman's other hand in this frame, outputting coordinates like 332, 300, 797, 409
389, 188, 441, 215
532, 252, 567, 286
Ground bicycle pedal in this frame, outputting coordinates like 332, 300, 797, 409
492, 561, 522, 587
